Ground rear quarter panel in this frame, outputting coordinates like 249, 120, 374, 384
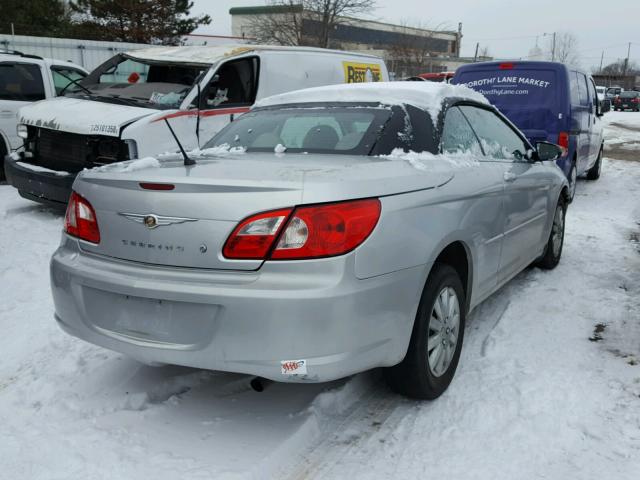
354, 163, 506, 310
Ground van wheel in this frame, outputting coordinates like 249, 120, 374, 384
536, 197, 566, 270
567, 161, 577, 202
586, 148, 602, 180
385, 264, 465, 399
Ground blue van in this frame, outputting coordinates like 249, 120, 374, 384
452, 61, 606, 200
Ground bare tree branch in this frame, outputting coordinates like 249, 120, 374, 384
245, 0, 377, 48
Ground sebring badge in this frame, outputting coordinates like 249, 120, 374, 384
119, 212, 198, 229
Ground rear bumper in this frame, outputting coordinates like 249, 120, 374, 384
4, 155, 75, 208
51, 236, 427, 383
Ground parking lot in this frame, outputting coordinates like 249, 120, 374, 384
0, 111, 637, 479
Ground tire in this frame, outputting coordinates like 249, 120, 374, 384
586, 147, 602, 180
385, 264, 466, 400
0, 139, 7, 182
535, 197, 566, 270
567, 160, 577, 203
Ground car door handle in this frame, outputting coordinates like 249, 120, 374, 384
504, 171, 517, 182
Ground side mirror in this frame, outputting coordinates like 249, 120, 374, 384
600, 99, 611, 115
535, 141, 563, 162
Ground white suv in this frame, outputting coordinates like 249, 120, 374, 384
0, 50, 88, 180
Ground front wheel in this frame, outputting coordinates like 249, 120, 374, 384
385, 264, 466, 399
586, 148, 602, 180
536, 198, 567, 270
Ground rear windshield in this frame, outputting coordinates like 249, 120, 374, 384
205, 106, 392, 155
620, 91, 639, 98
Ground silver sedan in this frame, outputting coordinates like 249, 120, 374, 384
50, 83, 569, 399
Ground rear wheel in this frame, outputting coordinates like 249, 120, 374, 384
536, 197, 566, 270
385, 264, 465, 400
586, 147, 602, 180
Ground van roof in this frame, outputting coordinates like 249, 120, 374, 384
124, 44, 383, 66
455, 60, 589, 76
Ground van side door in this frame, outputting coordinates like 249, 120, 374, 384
195, 56, 259, 147
572, 71, 591, 173
586, 76, 603, 165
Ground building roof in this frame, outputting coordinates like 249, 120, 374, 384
123, 44, 382, 65
229, 5, 303, 15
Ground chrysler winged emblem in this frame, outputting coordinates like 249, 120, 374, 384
119, 212, 198, 229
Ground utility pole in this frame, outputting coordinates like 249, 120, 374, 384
599, 51, 604, 73
474, 42, 479, 62
543, 32, 557, 61
623, 42, 631, 76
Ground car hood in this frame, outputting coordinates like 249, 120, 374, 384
18, 96, 157, 137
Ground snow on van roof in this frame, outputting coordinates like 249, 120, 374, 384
255, 81, 489, 122
124, 44, 383, 66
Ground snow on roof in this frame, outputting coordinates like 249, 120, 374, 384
124, 44, 382, 66
255, 81, 489, 123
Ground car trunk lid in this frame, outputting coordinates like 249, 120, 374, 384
73, 153, 453, 270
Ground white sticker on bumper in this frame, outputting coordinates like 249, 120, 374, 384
281, 359, 307, 376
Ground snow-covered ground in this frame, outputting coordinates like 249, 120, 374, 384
1, 113, 639, 479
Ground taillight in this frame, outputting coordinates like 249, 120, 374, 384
499, 63, 514, 70
557, 132, 569, 156
64, 191, 101, 244
222, 208, 293, 259
631, 98, 639, 103
223, 198, 381, 260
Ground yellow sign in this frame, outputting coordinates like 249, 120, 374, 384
343, 62, 383, 83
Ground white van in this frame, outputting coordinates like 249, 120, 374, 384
6, 44, 388, 206
0, 51, 87, 180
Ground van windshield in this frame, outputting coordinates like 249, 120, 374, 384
454, 68, 559, 134
73, 54, 205, 109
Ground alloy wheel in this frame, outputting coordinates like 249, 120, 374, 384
427, 287, 460, 377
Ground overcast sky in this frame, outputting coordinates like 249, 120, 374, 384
192, 0, 639, 70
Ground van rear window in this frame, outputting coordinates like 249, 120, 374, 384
455, 69, 557, 107
454, 68, 559, 133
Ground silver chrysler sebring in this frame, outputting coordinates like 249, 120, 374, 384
50, 82, 569, 399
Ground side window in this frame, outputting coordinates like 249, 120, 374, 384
577, 73, 589, 106
0, 63, 45, 101
51, 68, 87, 95
569, 71, 581, 106
586, 77, 597, 111
459, 106, 529, 161
203, 57, 258, 108
441, 106, 482, 155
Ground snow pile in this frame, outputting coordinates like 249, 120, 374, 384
1, 113, 639, 480
188, 144, 247, 157
382, 148, 481, 171
88, 156, 160, 173
274, 143, 287, 154
256, 81, 488, 123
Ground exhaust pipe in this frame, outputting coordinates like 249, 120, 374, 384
250, 377, 272, 392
